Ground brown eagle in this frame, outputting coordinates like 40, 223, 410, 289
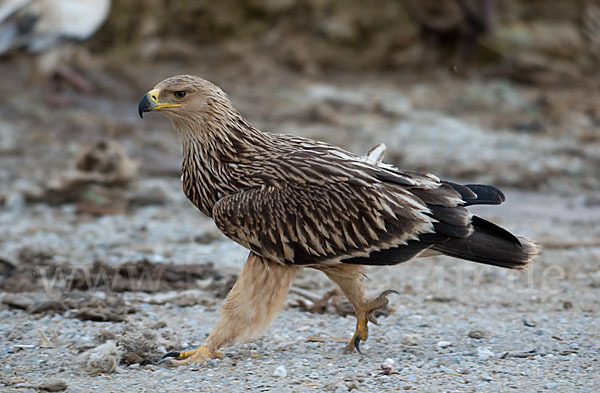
138, 75, 538, 365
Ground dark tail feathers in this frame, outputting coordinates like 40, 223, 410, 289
432, 216, 539, 269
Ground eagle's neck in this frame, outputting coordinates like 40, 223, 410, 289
178, 112, 270, 217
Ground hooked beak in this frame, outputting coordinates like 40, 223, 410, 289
138, 89, 181, 118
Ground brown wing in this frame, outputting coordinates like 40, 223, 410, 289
211, 168, 470, 265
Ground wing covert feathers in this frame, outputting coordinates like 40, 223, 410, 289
212, 181, 436, 265
211, 154, 536, 270
164, 83, 537, 270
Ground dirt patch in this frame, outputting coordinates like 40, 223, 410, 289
74, 296, 137, 322
1, 292, 136, 322
0, 251, 227, 294
96, 324, 180, 365
21, 139, 164, 216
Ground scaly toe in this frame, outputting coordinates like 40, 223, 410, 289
370, 289, 399, 310
160, 346, 224, 366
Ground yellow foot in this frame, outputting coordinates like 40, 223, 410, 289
161, 345, 225, 366
345, 289, 398, 354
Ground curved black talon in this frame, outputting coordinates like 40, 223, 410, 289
354, 336, 362, 354
161, 351, 181, 360
379, 289, 399, 299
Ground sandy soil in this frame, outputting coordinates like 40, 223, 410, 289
0, 62, 598, 392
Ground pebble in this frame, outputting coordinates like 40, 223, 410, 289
523, 318, 537, 327
468, 330, 484, 339
436, 341, 453, 349
479, 373, 493, 382
37, 379, 67, 392
380, 358, 395, 375
477, 347, 495, 361
273, 365, 288, 377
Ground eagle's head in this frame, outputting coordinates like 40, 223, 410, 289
138, 75, 233, 130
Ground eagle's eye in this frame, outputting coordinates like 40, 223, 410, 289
173, 91, 186, 99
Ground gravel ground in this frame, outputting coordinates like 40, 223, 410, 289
1, 188, 598, 392
0, 65, 599, 392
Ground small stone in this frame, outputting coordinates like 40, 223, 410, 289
523, 318, 537, 327
151, 321, 168, 329
479, 373, 493, 382
477, 347, 495, 361
468, 330, 484, 339
273, 365, 287, 377
380, 358, 395, 375
436, 341, 453, 349
37, 379, 67, 392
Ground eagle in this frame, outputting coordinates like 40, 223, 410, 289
138, 75, 538, 365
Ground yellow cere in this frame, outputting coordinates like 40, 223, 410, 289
147, 89, 181, 110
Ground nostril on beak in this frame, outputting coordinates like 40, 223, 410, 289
147, 89, 160, 104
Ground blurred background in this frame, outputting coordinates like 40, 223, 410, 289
0, 1, 599, 389
1, 0, 599, 202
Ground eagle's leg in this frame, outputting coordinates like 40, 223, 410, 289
320, 265, 397, 354
164, 252, 297, 366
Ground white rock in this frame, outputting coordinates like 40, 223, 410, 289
273, 365, 287, 378
382, 358, 395, 367
477, 346, 495, 361
380, 358, 395, 374
436, 341, 453, 349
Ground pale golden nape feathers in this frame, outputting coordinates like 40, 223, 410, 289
139, 74, 538, 270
